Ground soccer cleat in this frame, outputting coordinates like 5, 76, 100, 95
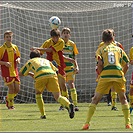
68, 103, 75, 119
40, 115, 46, 119
59, 106, 64, 111
5, 96, 9, 108
8, 106, 15, 110
111, 106, 118, 111
126, 124, 132, 129
75, 106, 79, 111
82, 124, 89, 130
130, 107, 133, 114
107, 102, 111, 106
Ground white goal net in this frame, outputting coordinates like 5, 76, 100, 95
0, 1, 132, 103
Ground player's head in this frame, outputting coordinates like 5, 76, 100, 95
50, 29, 60, 37
61, 27, 71, 40
109, 29, 115, 37
109, 28, 115, 42
4, 30, 13, 42
50, 29, 60, 43
30, 49, 41, 59
4, 30, 13, 37
61, 27, 71, 34
102, 29, 114, 43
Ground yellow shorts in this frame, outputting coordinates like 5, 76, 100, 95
96, 78, 126, 94
66, 71, 75, 82
35, 76, 60, 93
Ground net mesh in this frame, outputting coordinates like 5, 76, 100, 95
0, 1, 132, 103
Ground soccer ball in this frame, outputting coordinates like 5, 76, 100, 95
49, 16, 61, 29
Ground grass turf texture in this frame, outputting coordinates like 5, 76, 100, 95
0, 103, 133, 132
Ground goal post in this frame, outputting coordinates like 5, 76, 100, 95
0, 1, 132, 103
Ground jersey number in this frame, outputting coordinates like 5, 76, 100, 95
108, 52, 115, 64
39, 59, 46, 66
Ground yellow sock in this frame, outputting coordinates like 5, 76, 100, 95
61, 90, 69, 99
85, 103, 96, 124
122, 104, 131, 125
129, 95, 133, 108
57, 96, 70, 108
36, 94, 46, 116
7, 94, 14, 107
70, 88, 77, 106
111, 92, 117, 107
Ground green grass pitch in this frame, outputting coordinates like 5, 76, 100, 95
0, 102, 133, 132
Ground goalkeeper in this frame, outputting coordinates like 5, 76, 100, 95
19, 49, 75, 119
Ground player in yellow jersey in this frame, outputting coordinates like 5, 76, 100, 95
96, 29, 124, 111
129, 44, 133, 114
19, 50, 75, 119
82, 29, 131, 130
31, 29, 69, 102
61, 27, 79, 111
0, 30, 21, 109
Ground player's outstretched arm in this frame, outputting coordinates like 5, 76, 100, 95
19, 71, 34, 78
30, 47, 53, 52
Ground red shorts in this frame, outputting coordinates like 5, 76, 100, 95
3, 76, 20, 85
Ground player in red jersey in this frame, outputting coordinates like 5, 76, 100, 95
0, 30, 21, 109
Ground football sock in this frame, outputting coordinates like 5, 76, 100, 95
122, 104, 131, 125
7, 93, 14, 107
62, 90, 69, 99
85, 103, 96, 124
107, 89, 111, 104
111, 91, 117, 107
57, 95, 70, 108
70, 88, 77, 106
36, 94, 46, 116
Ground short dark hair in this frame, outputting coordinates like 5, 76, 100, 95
102, 29, 113, 43
50, 29, 60, 37
30, 50, 41, 59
